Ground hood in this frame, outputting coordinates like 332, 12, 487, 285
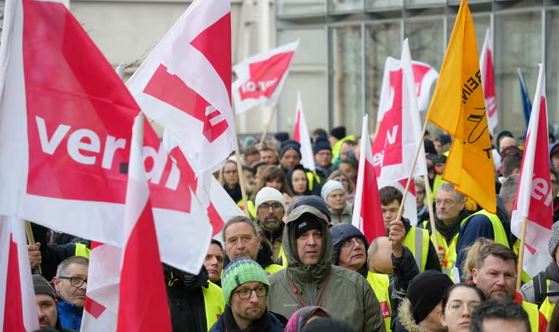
330, 223, 368, 277
397, 298, 432, 332
283, 205, 332, 283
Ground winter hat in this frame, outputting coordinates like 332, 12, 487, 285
280, 140, 302, 158
549, 222, 559, 257
438, 133, 452, 146
321, 180, 345, 200
293, 217, 323, 239
406, 270, 453, 323
285, 305, 330, 332
290, 196, 331, 223
330, 126, 346, 140
274, 132, 290, 143
313, 138, 331, 155
221, 258, 269, 305
550, 142, 559, 159
330, 223, 368, 266
255, 187, 285, 211
301, 317, 354, 332
33, 274, 56, 300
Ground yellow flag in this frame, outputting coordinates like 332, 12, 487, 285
426, 0, 496, 213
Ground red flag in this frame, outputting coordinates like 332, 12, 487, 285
127, 0, 236, 175
117, 114, 172, 331
511, 64, 553, 276
0, 217, 39, 331
352, 114, 385, 243
0, 0, 212, 273
292, 92, 315, 171
232, 41, 299, 114
479, 28, 498, 135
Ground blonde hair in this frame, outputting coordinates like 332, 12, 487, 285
461, 238, 494, 281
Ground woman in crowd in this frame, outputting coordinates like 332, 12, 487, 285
287, 164, 312, 197
440, 283, 486, 332
219, 159, 241, 202
321, 180, 352, 224
251, 165, 293, 207
328, 170, 355, 205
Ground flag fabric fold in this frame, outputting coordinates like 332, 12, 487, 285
425, 0, 496, 213
510, 64, 553, 277
292, 92, 315, 171
517, 68, 532, 129
479, 27, 498, 135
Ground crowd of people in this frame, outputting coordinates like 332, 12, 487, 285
27, 126, 559, 331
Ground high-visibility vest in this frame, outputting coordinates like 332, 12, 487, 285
366, 272, 391, 332
75, 243, 90, 258
402, 227, 430, 272
421, 221, 458, 278
264, 263, 284, 274
202, 281, 225, 331
278, 246, 288, 268
237, 199, 256, 219
521, 300, 540, 332
460, 210, 509, 248
532, 279, 559, 331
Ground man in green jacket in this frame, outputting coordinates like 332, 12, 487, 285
267, 197, 386, 332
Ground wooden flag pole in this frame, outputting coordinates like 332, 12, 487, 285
259, 106, 277, 145
25, 220, 42, 275
423, 175, 439, 250
234, 147, 250, 217
516, 217, 528, 291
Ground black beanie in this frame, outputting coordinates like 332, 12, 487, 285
330, 126, 346, 140
406, 270, 453, 323
313, 138, 331, 155
280, 140, 302, 158
293, 217, 322, 239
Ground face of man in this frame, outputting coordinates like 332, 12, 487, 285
260, 150, 278, 165
314, 150, 332, 168
224, 223, 259, 261
472, 255, 516, 300
280, 149, 301, 171
256, 201, 284, 232
338, 236, 366, 272
381, 200, 400, 229
36, 294, 57, 328
481, 319, 529, 332
296, 228, 323, 266
230, 281, 268, 328
435, 189, 464, 224
204, 243, 224, 283
53, 263, 88, 308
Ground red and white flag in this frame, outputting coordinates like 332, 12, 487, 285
373, 40, 427, 226
0, 0, 211, 273
479, 28, 498, 135
117, 114, 172, 331
0, 216, 39, 331
127, 0, 236, 175
352, 114, 385, 243
232, 41, 299, 114
511, 64, 553, 277
292, 92, 315, 171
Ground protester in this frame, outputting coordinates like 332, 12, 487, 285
469, 299, 530, 332
300, 317, 355, 332
393, 270, 453, 332
288, 164, 313, 196
254, 187, 286, 261
338, 153, 358, 185
327, 170, 355, 206
33, 274, 69, 331
440, 283, 486, 332
260, 146, 279, 165
220, 159, 242, 203
251, 165, 293, 204
204, 239, 225, 286
321, 180, 352, 224
459, 238, 494, 282
279, 140, 303, 173
52, 256, 88, 331
313, 137, 336, 182
210, 258, 286, 332
284, 305, 330, 332
164, 264, 224, 331
414, 178, 428, 223
267, 196, 385, 331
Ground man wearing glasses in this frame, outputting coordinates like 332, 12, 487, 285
255, 187, 286, 262
52, 256, 88, 331
209, 258, 286, 331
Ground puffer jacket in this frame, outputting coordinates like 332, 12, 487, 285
267, 205, 386, 332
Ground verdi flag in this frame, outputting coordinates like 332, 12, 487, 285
425, 0, 496, 213
292, 91, 315, 171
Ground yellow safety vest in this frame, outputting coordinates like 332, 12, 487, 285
278, 246, 288, 268
402, 227, 430, 272
332, 135, 356, 161
237, 199, 256, 219
421, 221, 458, 278
202, 281, 225, 331
540, 286, 556, 331
366, 272, 391, 332
460, 210, 509, 248
75, 243, 90, 258
521, 300, 540, 332
264, 263, 284, 274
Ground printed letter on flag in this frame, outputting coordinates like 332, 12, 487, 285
510, 64, 553, 277
425, 0, 496, 213
232, 41, 299, 114
127, 0, 236, 175
292, 92, 315, 171
352, 114, 385, 243
479, 28, 498, 135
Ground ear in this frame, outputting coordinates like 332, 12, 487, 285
472, 268, 479, 284
52, 277, 61, 292
440, 311, 447, 328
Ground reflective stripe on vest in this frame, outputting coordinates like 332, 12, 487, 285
421, 220, 458, 278
366, 272, 392, 332
460, 210, 509, 248
203, 281, 225, 330
74, 243, 90, 258
522, 300, 540, 332
402, 227, 430, 272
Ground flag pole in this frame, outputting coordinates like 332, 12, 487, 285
234, 147, 250, 217
259, 106, 277, 145
516, 217, 528, 291
422, 175, 439, 250
24, 220, 42, 274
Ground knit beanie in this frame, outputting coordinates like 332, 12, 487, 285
549, 222, 559, 257
33, 274, 56, 299
280, 140, 302, 159
406, 270, 453, 323
255, 187, 285, 211
221, 258, 269, 305
293, 217, 323, 239
320, 180, 345, 200
274, 132, 290, 143
313, 138, 331, 155
330, 126, 346, 140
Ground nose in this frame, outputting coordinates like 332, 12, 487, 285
307, 236, 317, 246
248, 290, 259, 302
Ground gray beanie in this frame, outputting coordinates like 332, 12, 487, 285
549, 222, 559, 257
33, 274, 56, 299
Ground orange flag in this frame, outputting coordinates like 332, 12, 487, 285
426, 0, 496, 213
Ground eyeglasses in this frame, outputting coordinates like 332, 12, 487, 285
58, 276, 87, 288
446, 301, 480, 314
258, 203, 283, 210
235, 285, 267, 300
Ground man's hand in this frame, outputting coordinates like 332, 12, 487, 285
388, 219, 405, 258
28, 242, 42, 269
